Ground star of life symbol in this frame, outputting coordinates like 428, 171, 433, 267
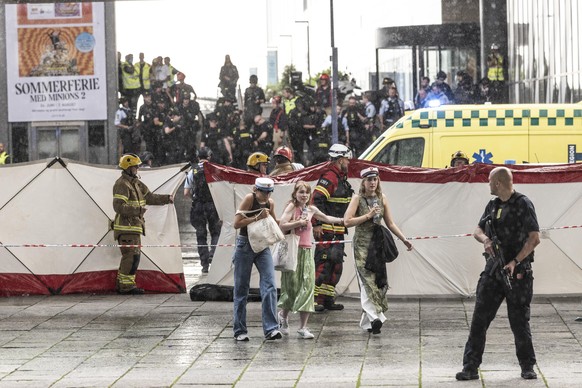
473, 149, 494, 164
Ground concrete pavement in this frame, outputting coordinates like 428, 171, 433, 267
0, 259, 581, 387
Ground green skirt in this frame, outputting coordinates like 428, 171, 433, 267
277, 247, 315, 313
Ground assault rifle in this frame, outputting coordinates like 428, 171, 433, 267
484, 217, 512, 290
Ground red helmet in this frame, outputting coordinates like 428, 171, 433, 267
320, 73, 330, 81
274, 146, 293, 162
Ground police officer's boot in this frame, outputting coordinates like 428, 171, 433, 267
455, 367, 478, 380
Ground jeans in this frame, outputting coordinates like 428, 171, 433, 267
232, 236, 279, 337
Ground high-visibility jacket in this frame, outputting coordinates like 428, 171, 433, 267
134, 62, 151, 90
112, 172, 172, 239
487, 53, 505, 82
167, 65, 177, 88
121, 62, 140, 90
284, 96, 298, 115
0, 151, 8, 164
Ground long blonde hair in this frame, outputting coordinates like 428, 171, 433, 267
291, 181, 311, 207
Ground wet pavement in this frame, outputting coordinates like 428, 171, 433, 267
0, 259, 581, 387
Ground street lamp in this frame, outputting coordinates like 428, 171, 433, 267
294, 20, 311, 81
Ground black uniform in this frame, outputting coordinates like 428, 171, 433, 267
185, 161, 221, 272
462, 191, 539, 372
138, 102, 159, 160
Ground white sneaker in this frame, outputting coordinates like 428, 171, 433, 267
278, 311, 289, 335
297, 328, 314, 339
235, 334, 249, 341
265, 330, 282, 340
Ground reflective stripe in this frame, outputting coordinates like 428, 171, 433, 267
321, 224, 346, 233
117, 273, 136, 286
240, 133, 251, 138
114, 225, 143, 233
314, 185, 330, 199
327, 197, 351, 204
114, 194, 129, 202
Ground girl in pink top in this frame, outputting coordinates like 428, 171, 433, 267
278, 181, 343, 339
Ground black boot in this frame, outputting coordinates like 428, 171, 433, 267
324, 301, 344, 310
455, 368, 478, 380
521, 367, 537, 380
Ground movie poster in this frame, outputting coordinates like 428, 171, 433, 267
5, 3, 107, 121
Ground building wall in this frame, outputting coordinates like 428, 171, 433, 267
508, 0, 582, 103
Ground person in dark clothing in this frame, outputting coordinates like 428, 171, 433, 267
115, 97, 140, 155
456, 166, 541, 381
312, 144, 353, 312
243, 75, 265, 128
218, 55, 239, 101
200, 113, 232, 166
177, 96, 202, 162
252, 115, 274, 156
138, 92, 159, 162
269, 95, 288, 150
184, 147, 221, 273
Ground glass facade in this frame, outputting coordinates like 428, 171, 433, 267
508, 0, 582, 103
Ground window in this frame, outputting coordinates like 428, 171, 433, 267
372, 137, 425, 167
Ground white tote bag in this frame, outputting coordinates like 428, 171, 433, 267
239, 209, 285, 253
272, 231, 299, 272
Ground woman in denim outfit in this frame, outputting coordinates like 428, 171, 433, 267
232, 177, 282, 342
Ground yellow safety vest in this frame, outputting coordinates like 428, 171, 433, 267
0, 151, 8, 164
121, 62, 140, 90
167, 65, 176, 87
134, 62, 151, 90
487, 54, 505, 81
284, 96, 298, 114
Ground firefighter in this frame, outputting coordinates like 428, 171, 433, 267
312, 144, 353, 311
450, 150, 470, 167
247, 152, 270, 175
112, 154, 174, 294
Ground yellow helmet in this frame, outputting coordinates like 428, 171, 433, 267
450, 150, 469, 164
247, 152, 270, 168
119, 153, 142, 170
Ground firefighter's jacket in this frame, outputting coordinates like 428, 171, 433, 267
112, 171, 172, 239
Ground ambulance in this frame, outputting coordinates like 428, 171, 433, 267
359, 103, 582, 168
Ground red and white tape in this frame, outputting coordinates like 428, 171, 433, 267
0, 224, 579, 248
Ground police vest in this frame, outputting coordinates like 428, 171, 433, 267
135, 62, 151, 90
192, 163, 213, 203
121, 62, 140, 90
487, 54, 505, 81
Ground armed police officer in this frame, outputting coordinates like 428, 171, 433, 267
456, 166, 540, 381
312, 144, 353, 311
184, 147, 221, 273
113, 154, 174, 294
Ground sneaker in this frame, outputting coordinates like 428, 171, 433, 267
278, 312, 289, 335
235, 334, 249, 342
265, 330, 282, 340
324, 302, 344, 311
575, 316, 582, 322
314, 304, 325, 312
297, 328, 314, 339
455, 368, 479, 381
371, 319, 382, 334
521, 367, 537, 380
